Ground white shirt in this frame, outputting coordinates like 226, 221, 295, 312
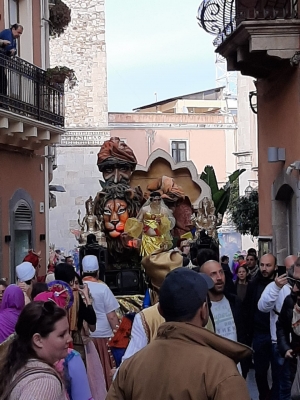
258, 281, 291, 342
84, 281, 119, 338
211, 296, 237, 342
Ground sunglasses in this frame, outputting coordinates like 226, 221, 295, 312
287, 277, 300, 290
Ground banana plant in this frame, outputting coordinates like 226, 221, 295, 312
200, 165, 245, 222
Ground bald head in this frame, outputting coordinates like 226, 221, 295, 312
201, 260, 225, 295
260, 253, 277, 279
201, 260, 220, 272
284, 255, 297, 270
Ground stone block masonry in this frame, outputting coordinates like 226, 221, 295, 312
49, 1, 109, 251
50, 0, 108, 128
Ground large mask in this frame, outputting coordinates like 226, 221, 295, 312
97, 137, 137, 186
94, 184, 141, 254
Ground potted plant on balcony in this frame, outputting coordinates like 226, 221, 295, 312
46, 66, 78, 89
49, 0, 71, 37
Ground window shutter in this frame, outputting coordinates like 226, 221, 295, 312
14, 201, 32, 230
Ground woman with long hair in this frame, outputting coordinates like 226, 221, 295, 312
0, 285, 24, 344
0, 301, 71, 400
235, 263, 250, 302
54, 264, 96, 360
35, 281, 97, 400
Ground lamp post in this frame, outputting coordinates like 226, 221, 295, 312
245, 184, 253, 198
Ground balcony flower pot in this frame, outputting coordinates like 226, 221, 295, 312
49, 0, 71, 37
46, 66, 77, 90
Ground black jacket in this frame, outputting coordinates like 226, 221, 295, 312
209, 292, 247, 345
276, 293, 300, 357
221, 263, 237, 295
77, 295, 97, 330
243, 271, 274, 342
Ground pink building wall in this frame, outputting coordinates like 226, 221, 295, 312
109, 112, 229, 183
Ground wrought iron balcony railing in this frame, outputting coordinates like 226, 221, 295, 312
197, 0, 299, 45
0, 52, 64, 127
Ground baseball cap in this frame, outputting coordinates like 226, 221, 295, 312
159, 268, 214, 320
82, 255, 99, 273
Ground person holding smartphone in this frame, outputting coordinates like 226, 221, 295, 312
259, 255, 297, 400
277, 257, 300, 399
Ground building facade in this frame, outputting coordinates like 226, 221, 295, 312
125, 88, 236, 185
199, 0, 300, 264
49, 0, 109, 253
0, 0, 65, 280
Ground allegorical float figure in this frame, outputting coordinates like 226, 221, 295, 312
125, 191, 175, 256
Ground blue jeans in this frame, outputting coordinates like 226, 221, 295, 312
279, 358, 292, 400
253, 333, 285, 400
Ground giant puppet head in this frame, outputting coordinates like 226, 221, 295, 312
97, 137, 137, 186
94, 184, 141, 254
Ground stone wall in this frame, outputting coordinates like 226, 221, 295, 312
49, 146, 106, 253
49, 0, 109, 252
50, 0, 108, 127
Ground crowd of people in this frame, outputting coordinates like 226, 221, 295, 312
0, 246, 300, 399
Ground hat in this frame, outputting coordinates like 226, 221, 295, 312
23, 250, 41, 268
45, 272, 55, 284
141, 249, 183, 289
16, 262, 36, 282
82, 255, 99, 273
159, 268, 214, 320
34, 280, 74, 310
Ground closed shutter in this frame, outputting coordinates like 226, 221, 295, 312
14, 201, 32, 230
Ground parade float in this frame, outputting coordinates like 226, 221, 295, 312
71, 137, 225, 312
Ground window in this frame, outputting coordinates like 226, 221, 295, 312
171, 141, 187, 163
9, 190, 35, 282
8, 0, 19, 27
13, 200, 33, 280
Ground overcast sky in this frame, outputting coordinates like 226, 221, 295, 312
105, 0, 216, 112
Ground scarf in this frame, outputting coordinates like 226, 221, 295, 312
82, 276, 104, 284
68, 290, 80, 333
0, 285, 25, 343
292, 302, 300, 336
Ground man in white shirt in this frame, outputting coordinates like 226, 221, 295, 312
258, 254, 297, 400
200, 260, 248, 375
82, 254, 119, 389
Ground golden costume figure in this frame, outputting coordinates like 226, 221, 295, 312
124, 192, 175, 256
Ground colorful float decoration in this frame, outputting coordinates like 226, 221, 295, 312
70, 137, 222, 272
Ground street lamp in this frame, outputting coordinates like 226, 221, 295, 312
245, 184, 253, 198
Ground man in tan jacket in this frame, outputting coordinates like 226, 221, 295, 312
107, 268, 251, 400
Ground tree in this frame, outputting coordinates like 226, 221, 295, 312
231, 190, 259, 236
227, 179, 239, 216
200, 165, 245, 224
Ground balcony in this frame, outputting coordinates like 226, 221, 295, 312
198, 0, 300, 78
0, 53, 65, 151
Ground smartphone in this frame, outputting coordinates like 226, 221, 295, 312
79, 284, 85, 289
277, 266, 286, 277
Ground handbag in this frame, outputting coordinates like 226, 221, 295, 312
292, 356, 300, 400
2, 366, 62, 400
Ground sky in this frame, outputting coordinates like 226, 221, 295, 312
105, 0, 216, 112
